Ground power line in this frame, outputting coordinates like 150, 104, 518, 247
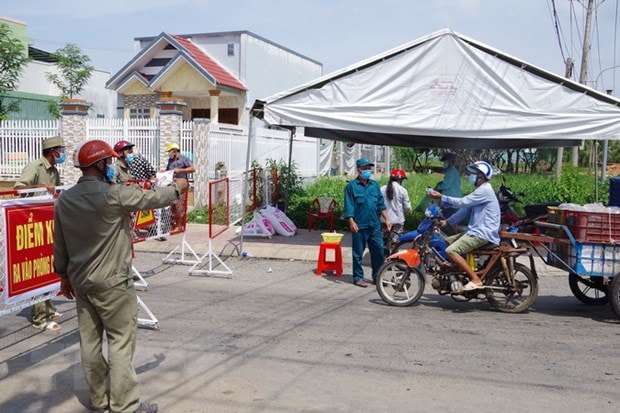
549, 0, 570, 61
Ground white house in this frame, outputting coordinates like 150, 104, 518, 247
107, 30, 323, 124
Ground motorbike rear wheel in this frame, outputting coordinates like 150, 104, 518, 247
485, 262, 538, 313
568, 272, 609, 305
376, 260, 425, 306
610, 276, 620, 319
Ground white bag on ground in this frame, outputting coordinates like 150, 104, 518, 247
259, 205, 297, 236
237, 210, 275, 237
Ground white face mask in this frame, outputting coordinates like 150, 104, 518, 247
468, 174, 478, 186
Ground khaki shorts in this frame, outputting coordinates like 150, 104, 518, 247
445, 233, 489, 255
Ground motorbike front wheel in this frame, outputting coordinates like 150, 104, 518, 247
375, 260, 425, 306
568, 272, 609, 305
610, 276, 620, 319
485, 262, 538, 313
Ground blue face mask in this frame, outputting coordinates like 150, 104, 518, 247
361, 169, 372, 180
105, 164, 115, 182
443, 162, 449, 169
125, 153, 135, 165
468, 174, 478, 186
54, 152, 66, 165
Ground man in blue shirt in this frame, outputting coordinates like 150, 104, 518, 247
344, 158, 391, 287
428, 161, 500, 291
436, 152, 461, 217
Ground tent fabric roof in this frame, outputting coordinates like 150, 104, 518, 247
252, 29, 620, 149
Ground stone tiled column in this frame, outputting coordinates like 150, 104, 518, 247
209, 90, 220, 123
60, 99, 89, 184
156, 97, 187, 170
192, 119, 210, 209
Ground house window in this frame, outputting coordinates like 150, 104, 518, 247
130, 108, 150, 119
191, 108, 239, 125
227, 43, 235, 56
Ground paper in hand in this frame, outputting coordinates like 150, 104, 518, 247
155, 170, 175, 187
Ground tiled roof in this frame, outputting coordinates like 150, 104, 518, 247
171, 34, 247, 91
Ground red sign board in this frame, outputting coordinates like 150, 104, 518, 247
4, 201, 60, 301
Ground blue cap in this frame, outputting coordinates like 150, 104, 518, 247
356, 157, 374, 168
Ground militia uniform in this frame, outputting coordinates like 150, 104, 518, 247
54, 140, 169, 413
14, 135, 64, 330
114, 159, 134, 184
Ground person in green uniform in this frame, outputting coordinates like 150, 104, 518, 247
113, 140, 136, 184
14, 135, 66, 331
54, 140, 188, 413
343, 157, 391, 287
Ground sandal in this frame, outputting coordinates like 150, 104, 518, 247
32, 321, 62, 331
134, 401, 158, 413
50, 311, 63, 320
462, 282, 483, 291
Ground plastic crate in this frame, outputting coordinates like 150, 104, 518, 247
547, 206, 567, 238
564, 210, 620, 243
565, 242, 619, 278
547, 241, 570, 266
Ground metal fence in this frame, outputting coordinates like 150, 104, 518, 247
0, 118, 323, 225
87, 118, 161, 168
0, 120, 61, 178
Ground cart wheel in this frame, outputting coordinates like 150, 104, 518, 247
610, 276, 620, 319
568, 272, 609, 305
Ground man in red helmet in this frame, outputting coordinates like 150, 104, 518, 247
53, 140, 188, 413
113, 140, 157, 183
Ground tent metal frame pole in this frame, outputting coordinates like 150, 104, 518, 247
286, 127, 295, 211
239, 114, 256, 256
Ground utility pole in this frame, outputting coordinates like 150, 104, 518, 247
571, 0, 595, 166
556, 57, 574, 177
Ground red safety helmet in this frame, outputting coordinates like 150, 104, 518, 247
113, 140, 135, 153
390, 169, 407, 180
73, 140, 118, 168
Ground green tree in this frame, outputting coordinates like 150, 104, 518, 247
46, 43, 93, 99
0, 23, 31, 120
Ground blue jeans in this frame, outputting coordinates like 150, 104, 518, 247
351, 225, 385, 282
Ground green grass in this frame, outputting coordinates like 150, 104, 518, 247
188, 166, 612, 232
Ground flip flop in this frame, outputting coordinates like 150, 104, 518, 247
32, 321, 62, 331
462, 282, 483, 291
50, 311, 63, 320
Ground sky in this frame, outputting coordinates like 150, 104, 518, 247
1, 0, 619, 95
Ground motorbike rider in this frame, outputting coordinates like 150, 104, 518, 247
427, 161, 501, 291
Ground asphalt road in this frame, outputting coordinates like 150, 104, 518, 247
1, 253, 619, 412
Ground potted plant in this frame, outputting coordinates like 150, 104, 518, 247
265, 158, 303, 212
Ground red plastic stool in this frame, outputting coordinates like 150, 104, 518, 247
316, 242, 343, 276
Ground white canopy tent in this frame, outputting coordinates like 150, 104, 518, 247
251, 29, 620, 149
